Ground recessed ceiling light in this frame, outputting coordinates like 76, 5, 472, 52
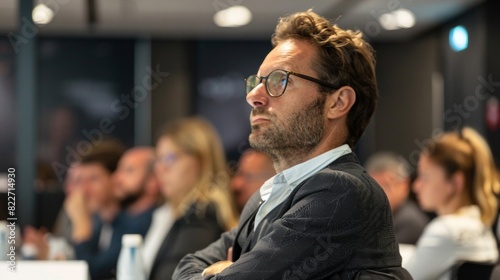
379, 13, 399, 30
378, 8, 416, 30
32, 3, 54, 25
214, 5, 252, 28
393, 9, 416, 28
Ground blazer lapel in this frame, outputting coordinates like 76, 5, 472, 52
232, 193, 263, 261
232, 153, 359, 261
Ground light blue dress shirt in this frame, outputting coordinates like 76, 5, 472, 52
254, 144, 352, 229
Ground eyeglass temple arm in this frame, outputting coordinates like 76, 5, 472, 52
289, 71, 338, 89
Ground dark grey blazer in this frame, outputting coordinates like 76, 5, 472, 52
173, 153, 412, 280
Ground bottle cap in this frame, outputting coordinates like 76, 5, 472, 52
122, 234, 143, 246
22, 244, 38, 259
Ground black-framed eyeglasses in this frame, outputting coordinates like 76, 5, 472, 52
245, 69, 338, 97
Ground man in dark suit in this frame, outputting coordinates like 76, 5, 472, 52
365, 152, 429, 245
173, 10, 411, 280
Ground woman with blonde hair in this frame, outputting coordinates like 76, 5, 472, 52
406, 127, 500, 280
143, 117, 238, 280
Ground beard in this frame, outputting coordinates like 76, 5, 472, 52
249, 96, 326, 160
119, 185, 145, 209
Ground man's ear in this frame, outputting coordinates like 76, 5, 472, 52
326, 86, 356, 120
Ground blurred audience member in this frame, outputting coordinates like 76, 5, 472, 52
405, 127, 500, 280
54, 162, 84, 241
144, 117, 238, 280
65, 140, 126, 280
35, 160, 60, 191
366, 152, 429, 244
23, 162, 83, 261
230, 149, 275, 212
114, 147, 160, 234
28, 144, 159, 277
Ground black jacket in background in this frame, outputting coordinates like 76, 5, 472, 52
148, 203, 225, 280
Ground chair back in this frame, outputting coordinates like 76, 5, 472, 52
453, 262, 495, 280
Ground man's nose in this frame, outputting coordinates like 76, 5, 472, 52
246, 83, 269, 108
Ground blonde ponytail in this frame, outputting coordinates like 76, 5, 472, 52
427, 127, 499, 226
461, 127, 499, 226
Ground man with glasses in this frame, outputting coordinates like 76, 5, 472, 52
173, 10, 410, 280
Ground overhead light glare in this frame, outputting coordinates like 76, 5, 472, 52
379, 8, 416, 30
32, 3, 54, 25
379, 13, 399, 30
393, 9, 416, 28
214, 5, 252, 28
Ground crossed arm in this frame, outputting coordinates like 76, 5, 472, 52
173, 185, 364, 280
173, 227, 238, 280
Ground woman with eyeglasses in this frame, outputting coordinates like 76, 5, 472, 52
405, 127, 499, 280
142, 117, 238, 280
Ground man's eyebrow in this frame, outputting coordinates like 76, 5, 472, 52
258, 64, 295, 76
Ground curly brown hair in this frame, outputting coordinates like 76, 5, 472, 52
272, 10, 378, 148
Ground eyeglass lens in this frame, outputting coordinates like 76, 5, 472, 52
246, 70, 288, 97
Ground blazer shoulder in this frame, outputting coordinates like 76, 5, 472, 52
298, 162, 371, 192
292, 161, 387, 208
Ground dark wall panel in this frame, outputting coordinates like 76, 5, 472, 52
194, 40, 272, 163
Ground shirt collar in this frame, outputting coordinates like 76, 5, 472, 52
282, 144, 352, 188
259, 144, 352, 199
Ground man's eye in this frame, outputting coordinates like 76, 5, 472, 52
280, 78, 287, 86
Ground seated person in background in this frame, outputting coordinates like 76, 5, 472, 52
173, 10, 409, 280
23, 162, 83, 261
230, 149, 275, 213
113, 147, 160, 236
144, 117, 238, 280
54, 162, 83, 242
365, 152, 429, 244
23, 146, 159, 267
65, 140, 127, 280
405, 127, 500, 280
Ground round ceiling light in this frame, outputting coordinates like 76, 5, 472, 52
214, 5, 252, 28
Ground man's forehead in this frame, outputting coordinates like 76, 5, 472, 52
125, 148, 153, 160
258, 39, 314, 75
122, 152, 148, 167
